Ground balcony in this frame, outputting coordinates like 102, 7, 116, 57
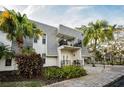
58, 39, 82, 47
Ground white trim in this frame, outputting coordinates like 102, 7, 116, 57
58, 45, 81, 50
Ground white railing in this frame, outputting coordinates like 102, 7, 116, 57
61, 60, 83, 67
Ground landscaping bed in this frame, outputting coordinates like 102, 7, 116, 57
43, 66, 87, 80
0, 66, 87, 87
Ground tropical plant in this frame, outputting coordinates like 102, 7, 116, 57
22, 47, 35, 56
77, 20, 116, 66
43, 66, 87, 80
0, 44, 14, 59
62, 66, 87, 79
43, 67, 64, 80
0, 8, 43, 54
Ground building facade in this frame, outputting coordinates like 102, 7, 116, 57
0, 21, 90, 71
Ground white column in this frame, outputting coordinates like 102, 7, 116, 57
82, 57, 85, 66
58, 48, 61, 67
79, 48, 84, 66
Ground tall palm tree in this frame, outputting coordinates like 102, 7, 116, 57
77, 20, 115, 66
0, 8, 43, 54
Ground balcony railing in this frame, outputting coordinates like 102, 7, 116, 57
58, 39, 82, 47
61, 60, 83, 67
59, 40, 68, 46
61, 60, 71, 66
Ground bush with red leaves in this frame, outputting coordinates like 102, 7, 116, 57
15, 53, 44, 79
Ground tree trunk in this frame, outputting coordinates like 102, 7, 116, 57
12, 38, 24, 55
17, 43, 23, 54
92, 39, 97, 67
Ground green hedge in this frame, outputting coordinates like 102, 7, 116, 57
43, 66, 87, 80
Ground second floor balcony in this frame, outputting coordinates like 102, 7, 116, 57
58, 39, 82, 47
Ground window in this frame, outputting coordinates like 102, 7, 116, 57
34, 38, 37, 43
42, 53, 46, 58
5, 59, 12, 66
42, 39, 46, 44
42, 34, 46, 44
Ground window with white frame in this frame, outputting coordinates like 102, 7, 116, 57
34, 38, 38, 43
5, 59, 12, 66
42, 34, 46, 44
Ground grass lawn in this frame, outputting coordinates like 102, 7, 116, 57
0, 80, 46, 87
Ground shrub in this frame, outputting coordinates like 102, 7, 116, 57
62, 66, 87, 79
15, 53, 44, 79
43, 67, 64, 80
43, 66, 87, 80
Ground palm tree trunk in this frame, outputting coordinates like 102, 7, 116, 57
12, 41, 21, 54
15, 37, 24, 54
92, 39, 97, 67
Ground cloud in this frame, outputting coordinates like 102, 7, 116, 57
33, 6, 92, 27
47, 6, 93, 27
0, 5, 94, 28
1, 5, 124, 28
65, 6, 91, 14
22, 5, 46, 16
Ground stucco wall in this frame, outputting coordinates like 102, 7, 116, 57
33, 36, 46, 55
0, 31, 12, 46
61, 50, 74, 60
43, 57, 58, 67
32, 21, 58, 56
60, 49, 81, 61
0, 59, 18, 71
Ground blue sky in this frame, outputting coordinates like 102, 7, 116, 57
1, 5, 124, 28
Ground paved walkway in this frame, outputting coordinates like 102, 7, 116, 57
45, 65, 124, 87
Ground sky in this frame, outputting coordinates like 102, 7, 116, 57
1, 5, 124, 28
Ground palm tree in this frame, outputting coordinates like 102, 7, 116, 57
0, 44, 14, 60
22, 47, 35, 56
77, 20, 115, 66
0, 8, 43, 54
